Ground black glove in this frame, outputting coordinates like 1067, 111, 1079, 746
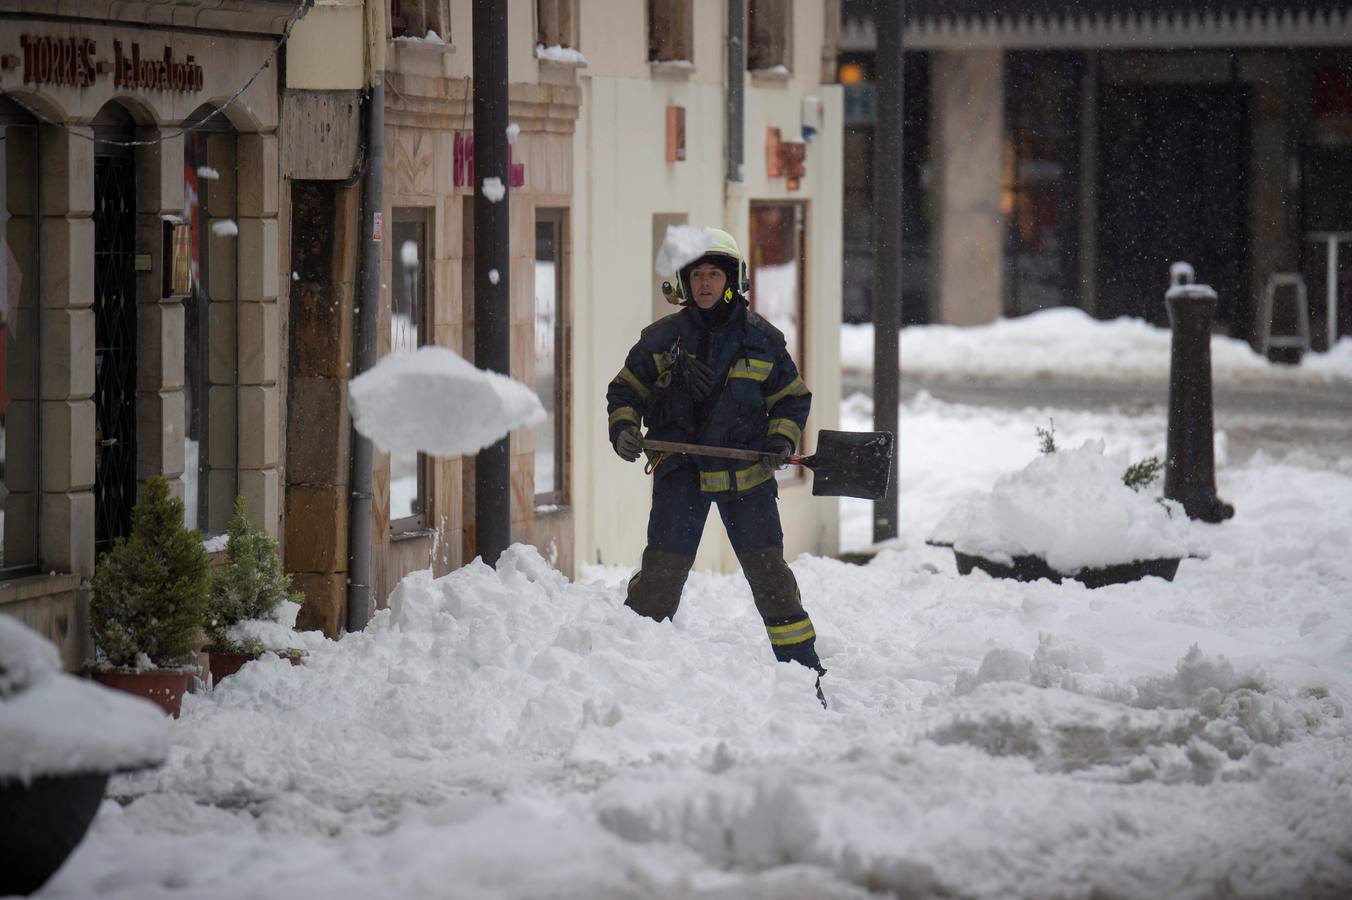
614, 426, 643, 463
761, 436, 794, 469
683, 357, 718, 402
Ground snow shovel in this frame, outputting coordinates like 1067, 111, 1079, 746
642, 430, 894, 500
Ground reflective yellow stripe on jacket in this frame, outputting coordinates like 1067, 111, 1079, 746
612, 367, 652, 403
699, 470, 731, 493
728, 357, 773, 382
767, 418, 801, 445
765, 375, 808, 408
609, 406, 641, 429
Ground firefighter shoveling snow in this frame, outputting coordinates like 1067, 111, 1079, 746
347, 346, 545, 457
34, 389, 1352, 898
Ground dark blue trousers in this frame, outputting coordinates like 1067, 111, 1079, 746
647, 463, 783, 554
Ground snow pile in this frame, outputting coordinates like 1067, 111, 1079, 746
39, 389, 1352, 897
929, 438, 1206, 572
842, 307, 1352, 386
0, 617, 168, 782
654, 224, 713, 277
535, 44, 587, 65
348, 346, 544, 456
224, 601, 320, 655
944, 639, 1337, 783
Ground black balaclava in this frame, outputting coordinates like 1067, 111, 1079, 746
681, 255, 741, 332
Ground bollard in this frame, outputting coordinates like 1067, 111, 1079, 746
1164, 262, 1235, 523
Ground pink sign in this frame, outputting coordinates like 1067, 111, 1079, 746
453, 132, 526, 189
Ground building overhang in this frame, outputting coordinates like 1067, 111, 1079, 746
842, 2, 1352, 51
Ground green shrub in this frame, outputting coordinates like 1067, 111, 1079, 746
1123, 456, 1165, 492
206, 497, 302, 652
90, 476, 211, 668
1036, 419, 1058, 454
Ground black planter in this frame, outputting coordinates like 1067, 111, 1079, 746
939, 546, 1181, 589
0, 771, 110, 895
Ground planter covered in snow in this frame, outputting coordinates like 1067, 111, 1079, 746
928, 439, 1207, 588
0, 617, 169, 896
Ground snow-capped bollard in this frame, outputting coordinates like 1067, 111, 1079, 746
1164, 262, 1234, 523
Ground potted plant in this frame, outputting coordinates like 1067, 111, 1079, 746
88, 475, 211, 717
205, 497, 307, 685
1, 615, 168, 895
928, 421, 1208, 588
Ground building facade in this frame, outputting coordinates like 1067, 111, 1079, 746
840, 0, 1352, 352
0, 0, 297, 666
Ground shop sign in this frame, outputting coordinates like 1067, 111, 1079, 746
452, 132, 526, 189
765, 127, 806, 191
8, 34, 204, 93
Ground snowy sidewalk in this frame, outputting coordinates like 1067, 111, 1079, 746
842, 308, 1352, 389
38, 382, 1352, 898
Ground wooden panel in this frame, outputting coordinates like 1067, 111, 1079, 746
280, 91, 363, 180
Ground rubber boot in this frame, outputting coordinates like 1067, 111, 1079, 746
625, 548, 695, 623
739, 549, 827, 693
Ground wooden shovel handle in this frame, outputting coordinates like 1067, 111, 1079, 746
641, 438, 804, 465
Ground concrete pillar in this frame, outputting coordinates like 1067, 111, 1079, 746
930, 50, 1006, 326
1243, 54, 1292, 348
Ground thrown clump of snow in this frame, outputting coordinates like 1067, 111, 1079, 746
654, 224, 714, 277
487, 268, 499, 285
210, 219, 238, 237
505, 122, 520, 144
348, 346, 544, 456
195, 165, 219, 181
930, 438, 1206, 572
480, 176, 505, 202
0, 617, 168, 782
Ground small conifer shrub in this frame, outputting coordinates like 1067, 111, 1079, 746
1036, 419, 1058, 455
206, 497, 303, 653
1122, 456, 1165, 492
90, 476, 211, 668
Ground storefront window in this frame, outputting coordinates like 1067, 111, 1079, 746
390, 210, 428, 532
1003, 52, 1083, 317
749, 203, 806, 484
0, 105, 38, 573
182, 106, 237, 535
533, 211, 566, 506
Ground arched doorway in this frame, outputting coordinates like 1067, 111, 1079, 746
93, 102, 138, 555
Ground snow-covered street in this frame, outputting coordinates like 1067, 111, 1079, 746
35, 317, 1352, 899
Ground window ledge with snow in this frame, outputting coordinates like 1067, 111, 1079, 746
536, 44, 588, 68
750, 65, 792, 85
391, 32, 455, 54
649, 58, 694, 79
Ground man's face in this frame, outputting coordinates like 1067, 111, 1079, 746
688, 263, 728, 310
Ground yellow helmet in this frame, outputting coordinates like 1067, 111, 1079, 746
662, 227, 750, 306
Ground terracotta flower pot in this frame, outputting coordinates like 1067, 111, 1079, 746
87, 667, 194, 718
0, 771, 110, 896
208, 649, 303, 686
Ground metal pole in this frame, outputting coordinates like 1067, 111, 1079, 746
726, 0, 745, 183
1163, 266, 1234, 523
473, 0, 512, 567
346, 75, 384, 633
1327, 237, 1337, 350
872, 0, 903, 544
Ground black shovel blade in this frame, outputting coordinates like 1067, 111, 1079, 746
804, 430, 895, 500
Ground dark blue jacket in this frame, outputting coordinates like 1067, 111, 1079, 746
606, 298, 812, 497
